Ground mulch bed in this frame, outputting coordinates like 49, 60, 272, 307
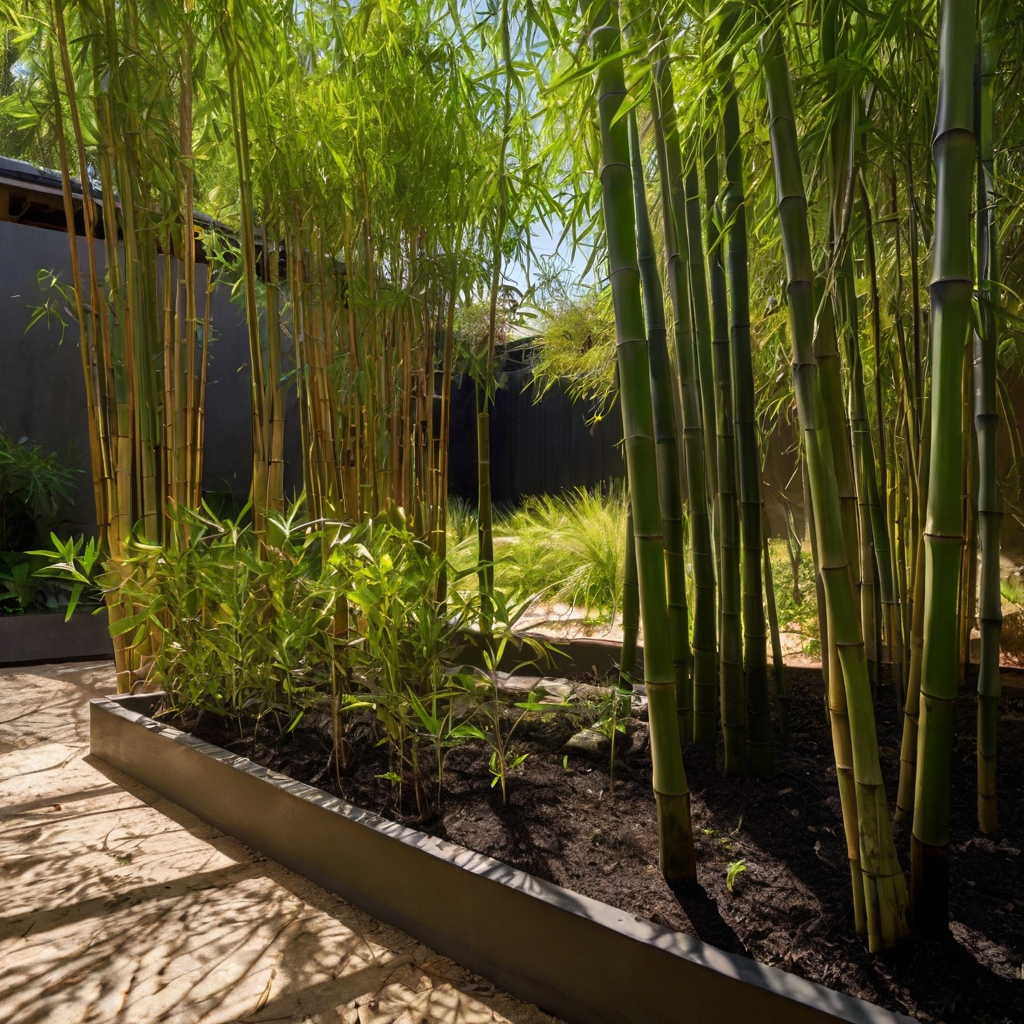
170, 668, 1024, 1024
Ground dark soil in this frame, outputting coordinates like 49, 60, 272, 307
169, 669, 1024, 1024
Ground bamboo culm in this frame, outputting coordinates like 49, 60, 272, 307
761, 26, 909, 952
587, 0, 695, 880
649, 53, 717, 751
721, 32, 771, 776
911, 0, 976, 937
628, 112, 694, 742
974, 0, 1004, 836
704, 133, 747, 776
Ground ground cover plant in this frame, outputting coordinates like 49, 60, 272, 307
0, 431, 77, 552
6, 0, 1024, 1006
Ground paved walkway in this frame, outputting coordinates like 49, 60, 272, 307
0, 662, 561, 1024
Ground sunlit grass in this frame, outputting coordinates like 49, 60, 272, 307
450, 495, 825, 652
448, 487, 627, 621
766, 537, 821, 660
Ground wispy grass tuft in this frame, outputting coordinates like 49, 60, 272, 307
450, 487, 627, 620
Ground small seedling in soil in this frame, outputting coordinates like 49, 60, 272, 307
591, 686, 629, 787
490, 750, 529, 788
725, 859, 747, 893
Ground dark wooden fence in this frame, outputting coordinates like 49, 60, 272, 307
448, 367, 624, 507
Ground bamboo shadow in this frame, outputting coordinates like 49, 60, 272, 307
667, 879, 749, 957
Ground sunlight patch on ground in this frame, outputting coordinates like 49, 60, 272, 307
0, 663, 561, 1024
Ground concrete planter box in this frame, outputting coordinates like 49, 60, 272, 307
0, 608, 111, 666
90, 693, 914, 1024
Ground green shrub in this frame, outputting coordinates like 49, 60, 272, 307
89, 504, 488, 815
447, 496, 478, 546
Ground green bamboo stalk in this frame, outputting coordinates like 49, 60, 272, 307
959, 358, 979, 684
817, 6, 870, 712
974, 0, 1004, 835
861, 176, 906, 717
220, 13, 268, 532
704, 132, 746, 775
813, 279, 861, 639
839, 258, 879, 696
266, 227, 287, 513
475, 378, 494, 631
477, 0, 513, 635
803, 439, 830, 693
629, 112, 693, 742
762, 507, 790, 745
587, 0, 695, 880
762, 26, 908, 951
50, 5, 108, 555
683, 161, 720, 745
620, 500, 639, 682
179, 17, 200, 511
896, 392, 931, 823
649, 53, 716, 751
911, 0, 975, 937
720, 28, 771, 777
811, 274, 866, 934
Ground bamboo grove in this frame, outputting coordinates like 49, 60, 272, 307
4, 0, 1024, 950
4, 0, 516, 687
550, 0, 1024, 947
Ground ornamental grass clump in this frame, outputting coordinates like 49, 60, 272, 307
115, 504, 347, 724
500, 487, 627, 616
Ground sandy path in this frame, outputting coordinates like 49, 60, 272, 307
0, 662, 561, 1024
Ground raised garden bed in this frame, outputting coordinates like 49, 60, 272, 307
110, 665, 1024, 1024
0, 607, 111, 666
90, 680, 924, 1024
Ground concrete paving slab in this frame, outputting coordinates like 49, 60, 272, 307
0, 663, 562, 1024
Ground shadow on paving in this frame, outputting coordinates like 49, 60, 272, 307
0, 664, 562, 1024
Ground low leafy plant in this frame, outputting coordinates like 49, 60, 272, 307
0, 553, 41, 612
30, 534, 104, 617
447, 496, 478, 546
590, 684, 630, 786
1000, 569, 1024, 607
344, 509, 477, 816
113, 503, 339, 726
38, 499, 578, 818
448, 587, 565, 803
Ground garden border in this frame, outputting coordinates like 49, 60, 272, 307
0, 608, 112, 666
469, 631, 1024, 692
90, 693, 915, 1024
